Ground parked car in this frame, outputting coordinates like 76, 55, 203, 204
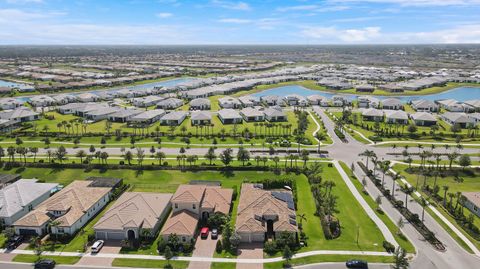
200, 227, 209, 239
346, 259, 368, 268
211, 228, 218, 239
6, 235, 23, 249
91, 240, 104, 253
34, 259, 56, 269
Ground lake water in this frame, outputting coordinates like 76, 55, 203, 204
252, 85, 480, 103
0, 79, 27, 88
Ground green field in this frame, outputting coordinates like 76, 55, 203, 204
263, 254, 394, 269
12, 254, 81, 265
112, 258, 189, 268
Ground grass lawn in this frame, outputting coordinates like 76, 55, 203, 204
12, 254, 81, 265
211, 262, 236, 269
263, 254, 394, 269
339, 162, 415, 253
0, 233, 6, 248
296, 164, 386, 252
392, 164, 480, 251
112, 258, 188, 268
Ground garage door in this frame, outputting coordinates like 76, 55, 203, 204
18, 229, 38, 236
107, 232, 125, 240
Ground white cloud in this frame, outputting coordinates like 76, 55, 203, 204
211, 0, 251, 10
301, 26, 381, 42
156, 12, 173, 18
218, 18, 252, 24
330, 0, 480, 7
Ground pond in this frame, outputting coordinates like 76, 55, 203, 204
0, 79, 28, 88
252, 85, 480, 103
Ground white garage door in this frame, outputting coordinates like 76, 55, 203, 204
107, 232, 125, 240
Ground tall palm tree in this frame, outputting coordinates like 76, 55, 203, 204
419, 197, 429, 222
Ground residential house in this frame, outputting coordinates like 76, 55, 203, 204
463, 192, 480, 218
384, 110, 408, 124
236, 183, 298, 243
108, 109, 142, 123
14, 180, 114, 236
129, 109, 166, 125
0, 108, 39, 123
284, 94, 308, 107
160, 111, 187, 126
218, 97, 241, 109
132, 96, 164, 108
0, 179, 58, 226
190, 111, 212, 126
240, 107, 264, 122
361, 108, 384, 122
437, 99, 471, 112
189, 98, 211, 110
411, 99, 439, 112
156, 98, 183, 110
76, 93, 100, 103
238, 95, 260, 107
85, 107, 121, 122
264, 107, 287, 122
0, 98, 23, 110
332, 95, 350, 107
307, 95, 329, 106
355, 84, 375, 92
0, 174, 21, 188
218, 109, 242, 124
260, 95, 283, 106
29, 95, 55, 107
160, 184, 233, 242
381, 98, 403, 110
464, 100, 480, 112
52, 94, 76, 105
94, 192, 172, 240
357, 96, 380, 108
441, 112, 475, 128
410, 112, 437, 126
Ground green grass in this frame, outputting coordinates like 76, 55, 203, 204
296, 164, 386, 252
112, 258, 189, 268
339, 162, 415, 253
263, 254, 394, 269
12, 254, 81, 265
0, 233, 7, 248
393, 164, 480, 251
211, 262, 236, 269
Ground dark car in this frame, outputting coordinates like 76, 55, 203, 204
211, 228, 218, 239
34, 259, 56, 269
346, 259, 368, 268
6, 235, 23, 250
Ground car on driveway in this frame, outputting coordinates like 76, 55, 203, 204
346, 259, 368, 268
200, 227, 209, 239
34, 259, 56, 269
91, 240, 104, 253
211, 228, 218, 239
6, 235, 23, 250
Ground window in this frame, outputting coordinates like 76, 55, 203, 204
182, 237, 186, 242
175, 203, 178, 209
58, 228, 64, 233
28, 204, 33, 211
193, 204, 196, 209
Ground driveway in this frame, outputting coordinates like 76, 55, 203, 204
76, 240, 122, 267
236, 243, 263, 269
187, 235, 219, 269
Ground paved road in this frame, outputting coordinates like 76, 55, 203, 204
314, 107, 480, 269
296, 262, 390, 269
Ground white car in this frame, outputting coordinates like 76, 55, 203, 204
91, 240, 104, 253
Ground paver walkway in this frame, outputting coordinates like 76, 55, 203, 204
236, 243, 263, 269
188, 235, 219, 269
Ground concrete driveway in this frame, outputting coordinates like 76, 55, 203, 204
188, 235, 220, 269
76, 240, 122, 267
237, 243, 263, 269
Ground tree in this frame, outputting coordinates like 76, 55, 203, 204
447, 152, 459, 170
300, 149, 309, 168
124, 150, 133, 165
229, 232, 241, 250
220, 148, 233, 166
419, 197, 429, 222
164, 246, 173, 267
390, 172, 401, 199
272, 156, 280, 168
396, 217, 404, 235
76, 150, 87, 163
407, 124, 417, 136
136, 148, 145, 166
237, 147, 250, 166
155, 151, 166, 165
100, 152, 109, 164
375, 195, 382, 211
55, 146, 67, 163
443, 185, 449, 207
204, 147, 217, 165
401, 185, 414, 210
458, 154, 471, 170
282, 246, 293, 267
392, 247, 409, 269
30, 147, 38, 163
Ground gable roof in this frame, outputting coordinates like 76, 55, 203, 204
94, 192, 172, 230
171, 185, 206, 204
160, 210, 198, 236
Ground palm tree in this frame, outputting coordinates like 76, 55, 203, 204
419, 197, 429, 222
75, 150, 87, 163
390, 172, 401, 199
155, 151, 166, 165
297, 213, 307, 230
443, 185, 449, 207
401, 185, 414, 210
30, 147, 38, 163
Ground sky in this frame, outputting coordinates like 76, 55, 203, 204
0, 0, 480, 45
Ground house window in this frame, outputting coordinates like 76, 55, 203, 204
193, 204, 196, 209
175, 203, 178, 209
182, 237, 186, 242
58, 228, 64, 233
28, 204, 33, 211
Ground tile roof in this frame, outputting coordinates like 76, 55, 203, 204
160, 210, 198, 237
14, 181, 111, 228
94, 192, 172, 230
463, 192, 480, 208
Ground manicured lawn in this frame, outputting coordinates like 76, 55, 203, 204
263, 254, 394, 269
296, 164, 386, 252
0, 233, 7, 248
112, 258, 189, 268
339, 162, 415, 253
13, 254, 81, 264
